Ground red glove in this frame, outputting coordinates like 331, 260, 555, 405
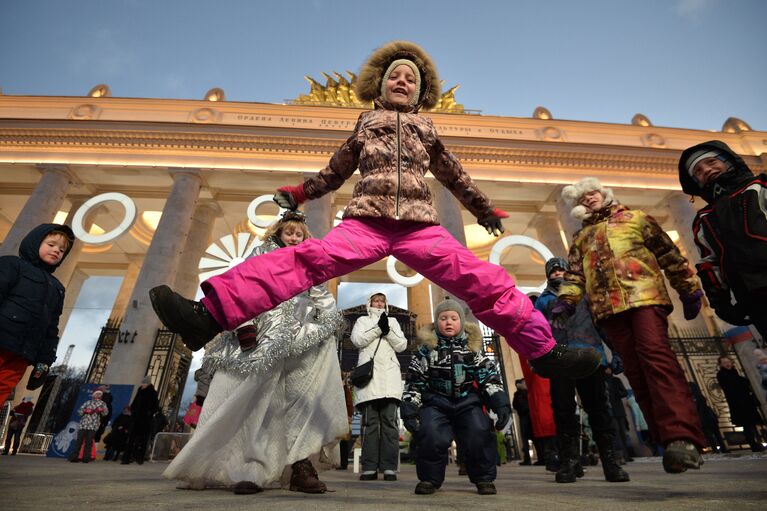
84, 408, 93, 414
274, 184, 307, 210
478, 208, 509, 236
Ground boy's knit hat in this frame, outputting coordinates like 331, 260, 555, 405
356, 40, 440, 109
561, 177, 616, 221
684, 149, 734, 182
433, 299, 466, 338
545, 257, 568, 278
379, 59, 422, 105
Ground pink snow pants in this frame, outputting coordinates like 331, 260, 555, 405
201, 217, 555, 359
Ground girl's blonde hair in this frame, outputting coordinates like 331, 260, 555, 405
261, 218, 311, 242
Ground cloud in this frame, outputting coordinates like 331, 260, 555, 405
64, 27, 138, 80
675, 0, 716, 20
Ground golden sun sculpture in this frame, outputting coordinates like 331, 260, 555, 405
293, 71, 466, 114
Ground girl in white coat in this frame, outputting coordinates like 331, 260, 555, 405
351, 293, 408, 481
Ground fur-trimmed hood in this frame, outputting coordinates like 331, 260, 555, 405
561, 177, 616, 221
416, 323, 483, 352
355, 40, 441, 110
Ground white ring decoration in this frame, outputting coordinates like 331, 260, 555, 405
488, 235, 555, 294
247, 195, 286, 228
386, 256, 424, 287
71, 192, 137, 245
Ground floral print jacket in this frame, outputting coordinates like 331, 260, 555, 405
559, 204, 701, 321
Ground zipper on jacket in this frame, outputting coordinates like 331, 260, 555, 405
395, 111, 401, 220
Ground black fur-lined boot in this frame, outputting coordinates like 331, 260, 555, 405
595, 434, 630, 482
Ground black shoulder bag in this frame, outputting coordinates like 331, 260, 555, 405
350, 336, 383, 388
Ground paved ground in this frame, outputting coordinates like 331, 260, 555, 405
2, 452, 767, 510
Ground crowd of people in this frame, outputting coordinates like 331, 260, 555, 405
1, 39, 766, 497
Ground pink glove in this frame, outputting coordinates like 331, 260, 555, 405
84, 408, 93, 414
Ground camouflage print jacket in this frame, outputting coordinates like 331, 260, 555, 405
402, 323, 504, 407
302, 99, 494, 225
559, 204, 701, 321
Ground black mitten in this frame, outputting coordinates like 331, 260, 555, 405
378, 312, 390, 336
26, 363, 49, 390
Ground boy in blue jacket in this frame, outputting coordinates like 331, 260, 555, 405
0, 223, 74, 403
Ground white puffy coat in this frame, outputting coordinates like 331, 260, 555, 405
351, 305, 407, 406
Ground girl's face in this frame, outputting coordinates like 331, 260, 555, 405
279, 225, 305, 246
579, 190, 605, 212
437, 310, 462, 337
370, 295, 386, 310
385, 64, 417, 105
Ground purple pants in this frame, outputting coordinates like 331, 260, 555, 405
201, 217, 555, 359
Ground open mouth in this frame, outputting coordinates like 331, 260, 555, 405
392, 87, 407, 96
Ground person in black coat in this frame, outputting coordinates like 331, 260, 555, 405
678, 141, 767, 337
121, 377, 160, 464
104, 407, 131, 461
94, 385, 114, 443
716, 357, 765, 452
512, 379, 534, 465
0, 224, 74, 404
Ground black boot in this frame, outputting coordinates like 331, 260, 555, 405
596, 434, 630, 482
529, 344, 601, 379
149, 285, 223, 351
543, 437, 561, 473
555, 434, 584, 483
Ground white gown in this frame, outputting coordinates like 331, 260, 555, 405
163, 241, 348, 488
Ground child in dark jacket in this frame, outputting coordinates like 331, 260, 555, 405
536, 257, 629, 484
0, 223, 74, 404
402, 300, 511, 495
678, 140, 767, 338
149, 40, 599, 382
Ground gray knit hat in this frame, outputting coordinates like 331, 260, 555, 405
433, 299, 466, 338
380, 59, 421, 105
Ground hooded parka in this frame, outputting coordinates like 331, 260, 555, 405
0, 223, 74, 365
677, 140, 767, 306
301, 40, 494, 224
559, 204, 700, 321
350, 294, 407, 406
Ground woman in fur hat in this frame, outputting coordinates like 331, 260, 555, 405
401, 299, 511, 495
558, 177, 706, 474
150, 40, 599, 381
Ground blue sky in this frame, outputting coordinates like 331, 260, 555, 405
3, 0, 765, 401
2, 0, 765, 130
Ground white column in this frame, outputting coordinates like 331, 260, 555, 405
102, 169, 202, 385
303, 178, 338, 297
174, 201, 220, 298
667, 192, 721, 336
431, 182, 474, 319
0, 165, 74, 256
532, 213, 568, 259
54, 196, 98, 288
555, 187, 581, 247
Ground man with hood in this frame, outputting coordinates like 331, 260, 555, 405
0, 223, 74, 404
350, 292, 407, 482
678, 140, 767, 338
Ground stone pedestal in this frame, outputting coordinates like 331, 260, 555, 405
102, 169, 201, 385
